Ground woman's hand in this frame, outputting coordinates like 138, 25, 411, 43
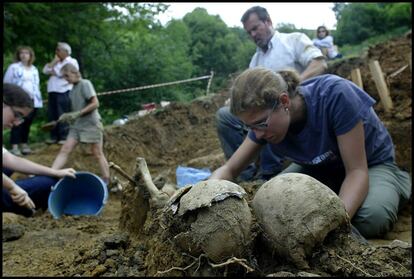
51, 55, 60, 65
55, 168, 77, 179
9, 184, 36, 210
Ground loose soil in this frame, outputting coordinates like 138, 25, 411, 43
2, 34, 412, 276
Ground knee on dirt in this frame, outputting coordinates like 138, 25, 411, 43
352, 202, 398, 238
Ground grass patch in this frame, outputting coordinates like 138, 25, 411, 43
339, 27, 410, 58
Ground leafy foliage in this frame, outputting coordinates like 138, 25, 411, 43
334, 3, 411, 46
2, 2, 411, 146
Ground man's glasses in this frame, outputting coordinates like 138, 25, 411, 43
245, 99, 279, 130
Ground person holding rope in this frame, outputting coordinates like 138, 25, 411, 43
3, 83, 76, 217
51, 63, 110, 185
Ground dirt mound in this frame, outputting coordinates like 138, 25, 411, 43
103, 95, 227, 180
2, 35, 411, 276
328, 35, 412, 172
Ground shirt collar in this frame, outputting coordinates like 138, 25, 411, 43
257, 32, 278, 53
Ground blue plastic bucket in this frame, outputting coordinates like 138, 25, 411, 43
48, 171, 108, 219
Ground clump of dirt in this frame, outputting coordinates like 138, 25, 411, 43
103, 94, 228, 179
2, 35, 411, 276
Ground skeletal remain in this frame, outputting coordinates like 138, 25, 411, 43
109, 162, 134, 184
135, 157, 170, 208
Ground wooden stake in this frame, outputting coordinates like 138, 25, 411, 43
407, 53, 412, 73
350, 68, 363, 89
368, 60, 393, 112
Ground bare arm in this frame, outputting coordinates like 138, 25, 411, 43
337, 121, 369, 219
80, 96, 99, 116
300, 58, 327, 82
42, 55, 60, 75
210, 137, 262, 181
3, 173, 35, 209
3, 150, 76, 179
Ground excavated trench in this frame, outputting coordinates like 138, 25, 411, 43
2, 35, 411, 276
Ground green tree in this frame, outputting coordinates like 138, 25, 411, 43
334, 3, 411, 46
182, 8, 254, 89
276, 23, 297, 33
383, 3, 412, 29
3, 2, 174, 126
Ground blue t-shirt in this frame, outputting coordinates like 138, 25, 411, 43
248, 74, 395, 167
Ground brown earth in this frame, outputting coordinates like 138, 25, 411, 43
2, 35, 412, 276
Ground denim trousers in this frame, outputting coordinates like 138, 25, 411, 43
215, 106, 283, 181
2, 170, 58, 217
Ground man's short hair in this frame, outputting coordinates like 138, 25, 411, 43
241, 6, 271, 24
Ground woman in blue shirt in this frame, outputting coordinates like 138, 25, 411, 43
210, 67, 411, 238
3, 83, 76, 217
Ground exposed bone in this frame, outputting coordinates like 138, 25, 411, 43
109, 162, 135, 184
135, 157, 170, 208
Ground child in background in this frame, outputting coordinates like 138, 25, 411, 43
313, 26, 343, 60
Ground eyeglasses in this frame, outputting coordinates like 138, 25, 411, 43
11, 106, 25, 124
245, 99, 279, 130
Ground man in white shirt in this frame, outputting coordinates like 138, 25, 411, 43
216, 6, 327, 181
43, 42, 79, 144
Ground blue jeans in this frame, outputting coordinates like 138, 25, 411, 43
215, 106, 283, 181
2, 171, 58, 217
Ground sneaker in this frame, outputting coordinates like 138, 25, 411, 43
57, 140, 66, 145
10, 147, 22, 156
46, 139, 57, 144
20, 144, 32, 155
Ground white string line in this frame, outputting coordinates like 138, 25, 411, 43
97, 74, 212, 96
41, 74, 213, 104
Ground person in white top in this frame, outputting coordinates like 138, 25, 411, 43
42, 42, 79, 144
3, 46, 43, 156
312, 26, 343, 60
216, 6, 327, 182
3, 83, 76, 217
